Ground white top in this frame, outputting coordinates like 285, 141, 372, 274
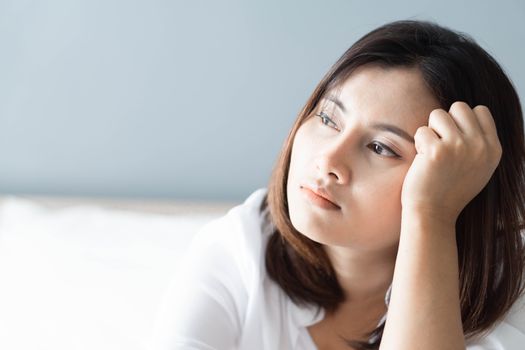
150, 188, 525, 350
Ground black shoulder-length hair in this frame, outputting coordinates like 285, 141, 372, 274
262, 19, 525, 349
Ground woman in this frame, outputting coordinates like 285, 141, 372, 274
151, 20, 525, 349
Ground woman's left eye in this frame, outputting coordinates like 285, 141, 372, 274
367, 142, 400, 158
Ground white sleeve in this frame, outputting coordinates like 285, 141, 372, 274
150, 218, 247, 350
506, 293, 525, 334
466, 294, 525, 350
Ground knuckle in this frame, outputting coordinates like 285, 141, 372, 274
472, 138, 487, 154
494, 143, 503, 160
415, 125, 427, 136
473, 145, 486, 161
429, 108, 446, 119
428, 108, 447, 124
428, 111, 447, 126
473, 104, 490, 113
431, 147, 446, 162
453, 139, 464, 150
450, 101, 470, 111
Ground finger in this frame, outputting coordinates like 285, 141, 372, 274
448, 101, 484, 137
473, 105, 503, 160
473, 105, 498, 137
414, 125, 440, 155
427, 108, 461, 141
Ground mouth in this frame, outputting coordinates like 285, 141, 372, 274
300, 185, 341, 210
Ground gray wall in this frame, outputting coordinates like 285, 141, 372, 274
1, 0, 524, 200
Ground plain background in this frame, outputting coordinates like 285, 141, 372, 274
1, 0, 524, 201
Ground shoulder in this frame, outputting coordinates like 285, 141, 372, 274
184, 187, 271, 287
505, 292, 525, 333
151, 188, 270, 349
190, 187, 269, 254
466, 293, 525, 349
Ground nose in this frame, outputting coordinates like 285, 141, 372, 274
314, 139, 351, 185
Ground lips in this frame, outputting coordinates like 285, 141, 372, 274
300, 184, 340, 209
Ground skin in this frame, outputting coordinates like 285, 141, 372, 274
286, 64, 502, 349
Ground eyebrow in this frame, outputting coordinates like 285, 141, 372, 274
324, 95, 415, 144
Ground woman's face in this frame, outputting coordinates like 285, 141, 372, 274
287, 64, 441, 252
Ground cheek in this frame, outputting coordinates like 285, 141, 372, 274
356, 171, 407, 218
358, 165, 408, 192
286, 130, 317, 230
288, 129, 310, 181
352, 180, 404, 247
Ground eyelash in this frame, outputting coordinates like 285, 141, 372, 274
315, 111, 400, 159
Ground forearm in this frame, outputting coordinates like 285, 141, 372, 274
379, 211, 465, 350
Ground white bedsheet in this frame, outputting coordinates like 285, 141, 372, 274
0, 196, 234, 350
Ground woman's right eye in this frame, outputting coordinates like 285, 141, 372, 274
315, 111, 340, 131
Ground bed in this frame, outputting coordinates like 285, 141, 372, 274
0, 195, 238, 350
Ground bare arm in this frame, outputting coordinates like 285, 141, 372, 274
380, 211, 465, 350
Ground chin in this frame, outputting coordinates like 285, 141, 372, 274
289, 207, 341, 246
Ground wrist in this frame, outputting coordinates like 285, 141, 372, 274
401, 208, 458, 242
401, 203, 458, 229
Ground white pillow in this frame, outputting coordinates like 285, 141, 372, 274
0, 197, 230, 350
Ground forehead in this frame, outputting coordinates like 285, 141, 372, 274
323, 65, 441, 132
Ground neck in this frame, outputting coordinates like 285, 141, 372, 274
324, 243, 397, 304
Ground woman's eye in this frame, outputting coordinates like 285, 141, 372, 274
316, 112, 340, 131
367, 142, 400, 158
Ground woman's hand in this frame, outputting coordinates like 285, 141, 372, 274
401, 101, 502, 225
383, 102, 502, 350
